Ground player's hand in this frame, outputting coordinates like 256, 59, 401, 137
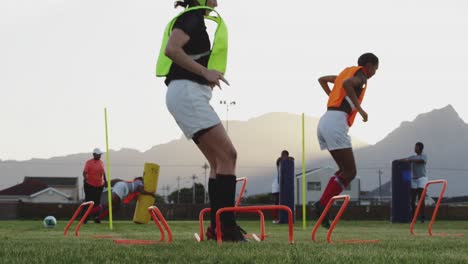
203, 69, 230, 89
359, 108, 368, 122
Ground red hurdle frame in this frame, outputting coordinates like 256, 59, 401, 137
196, 177, 266, 242
311, 195, 379, 244
198, 208, 265, 241
311, 195, 349, 243
215, 205, 294, 245
235, 177, 247, 207
410, 179, 463, 237
149, 206, 173, 243
112, 206, 173, 245
64, 201, 94, 237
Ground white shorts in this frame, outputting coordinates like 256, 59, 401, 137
112, 182, 129, 200
411, 177, 428, 189
317, 111, 352, 151
166, 80, 221, 139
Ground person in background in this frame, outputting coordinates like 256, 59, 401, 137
270, 152, 282, 224
399, 142, 428, 223
82, 148, 106, 223
272, 150, 293, 223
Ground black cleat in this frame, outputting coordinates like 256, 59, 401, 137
314, 202, 331, 229
94, 217, 101, 224
221, 225, 248, 242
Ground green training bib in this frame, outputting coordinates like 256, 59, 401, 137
156, 6, 228, 77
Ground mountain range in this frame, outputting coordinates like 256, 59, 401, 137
1, 105, 467, 198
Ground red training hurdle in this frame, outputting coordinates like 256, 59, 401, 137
64, 201, 94, 237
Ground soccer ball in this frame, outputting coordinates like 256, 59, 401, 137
43, 216, 57, 228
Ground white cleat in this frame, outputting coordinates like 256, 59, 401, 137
252, 233, 261, 242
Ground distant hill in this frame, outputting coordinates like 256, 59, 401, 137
1, 105, 467, 198
0, 113, 367, 198
353, 105, 468, 197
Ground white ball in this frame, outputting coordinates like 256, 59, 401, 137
43, 216, 57, 228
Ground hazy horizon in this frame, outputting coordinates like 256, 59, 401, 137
0, 105, 460, 162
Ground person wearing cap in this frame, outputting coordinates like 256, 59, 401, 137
82, 148, 106, 222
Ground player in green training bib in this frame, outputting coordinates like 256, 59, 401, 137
156, 0, 246, 242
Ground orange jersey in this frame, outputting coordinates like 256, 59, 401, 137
327, 66, 367, 126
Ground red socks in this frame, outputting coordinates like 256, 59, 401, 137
97, 208, 109, 220
89, 204, 103, 216
88, 204, 108, 220
319, 174, 346, 207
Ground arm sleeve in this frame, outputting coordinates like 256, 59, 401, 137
136, 181, 145, 192
172, 12, 203, 38
83, 161, 89, 173
422, 154, 428, 163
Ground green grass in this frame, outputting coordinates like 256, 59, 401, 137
0, 220, 467, 263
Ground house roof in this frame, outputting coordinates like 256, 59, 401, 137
0, 179, 48, 196
23, 176, 78, 186
30, 187, 71, 199
295, 167, 331, 178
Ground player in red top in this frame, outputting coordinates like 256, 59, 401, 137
82, 148, 106, 222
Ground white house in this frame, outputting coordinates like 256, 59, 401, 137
24, 176, 79, 201
0, 177, 76, 203
294, 167, 360, 205
28, 187, 72, 203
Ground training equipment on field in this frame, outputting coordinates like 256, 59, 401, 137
113, 206, 173, 245
43, 216, 57, 228
64, 201, 94, 236
392, 160, 412, 223
215, 205, 294, 245
410, 180, 464, 237
278, 158, 295, 224
104, 108, 113, 230
195, 177, 265, 242
197, 207, 265, 242
312, 195, 379, 244
148, 206, 173, 243
133, 163, 160, 224
301, 113, 306, 229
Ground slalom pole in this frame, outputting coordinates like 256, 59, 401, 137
104, 108, 113, 230
302, 113, 306, 229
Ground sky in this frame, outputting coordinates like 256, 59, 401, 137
1, 0, 467, 161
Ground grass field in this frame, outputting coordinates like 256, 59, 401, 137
1, 220, 467, 263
